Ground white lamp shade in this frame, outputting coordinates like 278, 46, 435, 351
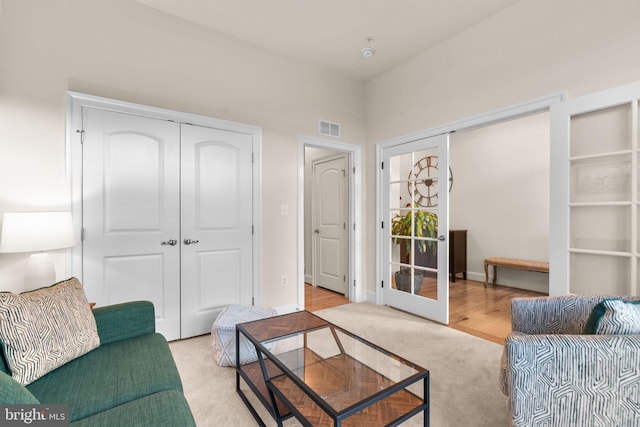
0, 212, 76, 253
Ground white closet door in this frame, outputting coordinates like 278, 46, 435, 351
179, 124, 254, 338
82, 107, 182, 340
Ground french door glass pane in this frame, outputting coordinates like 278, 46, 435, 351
570, 205, 631, 252
389, 152, 413, 181
389, 182, 405, 210
636, 259, 640, 295
637, 152, 640, 201
569, 153, 632, 203
570, 253, 630, 295
637, 204, 640, 255
570, 104, 631, 158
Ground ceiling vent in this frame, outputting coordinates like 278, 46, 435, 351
319, 120, 340, 138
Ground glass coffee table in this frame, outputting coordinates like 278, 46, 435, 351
236, 310, 429, 426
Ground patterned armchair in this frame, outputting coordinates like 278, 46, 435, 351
500, 295, 640, 426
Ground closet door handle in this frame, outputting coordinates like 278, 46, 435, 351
184, 238, 199, 245
161, 239, 178, 246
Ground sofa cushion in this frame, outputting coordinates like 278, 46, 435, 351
93, 301, 156, 345
0, 370, 40, 404
27, 333, 184, 422
584, 298, 640, 334
69, 390, 195, 427
0, 278, 99, 385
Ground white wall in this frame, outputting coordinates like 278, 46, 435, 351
0, 0, 366, 309
364, 0, 640, 295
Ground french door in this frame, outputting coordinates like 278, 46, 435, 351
81, 107, 254, 340
381, 134, 450, 324
550, 81, 640, 296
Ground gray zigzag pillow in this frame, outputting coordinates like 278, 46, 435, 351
0, 278, 99, 385
584, 298, 640, 335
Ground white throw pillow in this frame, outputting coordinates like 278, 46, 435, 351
0, 278, 100, 385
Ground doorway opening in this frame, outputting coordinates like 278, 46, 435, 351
297, 136, 362, 311
377, 92, 564, 326
450, 111, 551, 293
443, 112, 551, 342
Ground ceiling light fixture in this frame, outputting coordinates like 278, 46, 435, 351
361, 37, 375, 58
361, 47, 375, 58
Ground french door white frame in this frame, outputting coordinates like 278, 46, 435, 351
297, 136, 363, 310
376, 92, 566, 312
549, 80, 640, 296
65, 91, 263, 304
381, 134, 450, 323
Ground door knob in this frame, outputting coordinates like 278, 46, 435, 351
184, 238, 199, 245
161, 239, 178, 246
438, 235, 446, 241
314, 229, 320, 234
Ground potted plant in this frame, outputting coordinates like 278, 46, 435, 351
390, 204, 438, 293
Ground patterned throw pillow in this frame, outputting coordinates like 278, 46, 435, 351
0, 278, 100, 385
584, 298, 640, 335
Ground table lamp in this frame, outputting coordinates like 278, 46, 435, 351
0, 211, 76, 288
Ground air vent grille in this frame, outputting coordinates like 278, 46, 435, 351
319, 120, 340, 137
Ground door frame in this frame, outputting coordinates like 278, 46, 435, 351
311, 153, 349, 295
65, 91, 263, 303
297, 136, 363, 310
376, 92, 566, 310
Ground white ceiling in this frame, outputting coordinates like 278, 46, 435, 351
134, 0, 521, 81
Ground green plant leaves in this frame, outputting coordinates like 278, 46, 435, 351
390, 204, 438, 253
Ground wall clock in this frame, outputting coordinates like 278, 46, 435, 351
407, 155, 453, 207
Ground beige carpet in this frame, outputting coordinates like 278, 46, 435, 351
169, 302, 509, 426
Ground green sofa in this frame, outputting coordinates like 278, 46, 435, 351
0, 301, 196, 426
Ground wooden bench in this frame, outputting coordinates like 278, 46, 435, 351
483, 257, 549, 288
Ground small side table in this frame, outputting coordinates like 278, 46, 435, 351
449, 230, 467, 282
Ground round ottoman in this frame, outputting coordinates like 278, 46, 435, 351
211, 304, 277, 367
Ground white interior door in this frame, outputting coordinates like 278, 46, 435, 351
312, 155, 348, 295
180, 124, 254, 337
382, 134, 450, 324
82, 107, 182, 340
82, 109, 255, 340
550, 80, 640, 297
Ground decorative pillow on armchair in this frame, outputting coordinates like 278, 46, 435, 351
584, 298, 640, 335
0, 278, 99, 385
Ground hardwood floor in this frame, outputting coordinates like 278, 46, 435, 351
305, 280, 545, 344
305, 283, 350, 312
445, 278, 545, 344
